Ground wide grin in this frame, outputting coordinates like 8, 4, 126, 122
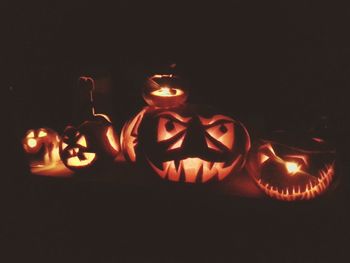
147, 157, 241, 183
255, 164, 335, 201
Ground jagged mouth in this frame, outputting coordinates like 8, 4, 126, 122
65, 151, 97, 168
255, 164, 335, 201
147, 156, 241, 183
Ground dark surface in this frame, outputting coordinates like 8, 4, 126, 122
3, 1, 350, 262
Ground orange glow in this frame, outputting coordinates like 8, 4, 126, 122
259, 154, 270, 164
77, 135, 87, 148
168, 134, 185, 150
27, 138, 37, 148
156, 111, 192, 123
120, 109, 146, 162
205, 137, 221, 152
93, 113, 112, 123
199, 115, 234, 126
157, 117, 187, 142
66, 152, 96, 167
147, 156, 241, 183
256, 164, 335, 201
23, 128, 62, 173
285, 154, 308, 165
312, 137, 324, 143
285, 162, 301, 175
206, 122, 234, 150
38, 130, 47, 137
27, 131, 35, 138
62, 142, 68, 150
106, 126, 119, 152
151, 87, 184, 97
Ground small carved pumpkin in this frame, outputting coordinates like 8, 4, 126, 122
22, 128, 61, 168
142, 74, 188, 108
59, 115, 119, 172
121, 104, 250, 183
247, 132, 336, 201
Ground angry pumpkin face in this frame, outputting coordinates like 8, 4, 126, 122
247, 132, 336, 201
59, 116, 120, 172
121, 105, 250, 183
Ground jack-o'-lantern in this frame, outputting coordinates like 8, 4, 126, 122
142, 74, 189, 108
60, 115, 119, 171
121, 105, 250, 183
22, 128, 61, 168
59, 76, 120, 172
247, 132, 336, 201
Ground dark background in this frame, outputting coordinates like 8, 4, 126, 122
3, 1, 350, 262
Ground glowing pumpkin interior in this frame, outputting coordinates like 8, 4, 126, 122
22, 128, 61, 168
247, 136, 336, 201
142, 74, 188, 108
59, 117, 120, 171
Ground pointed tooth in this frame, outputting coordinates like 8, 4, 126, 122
174, 159, 181, 171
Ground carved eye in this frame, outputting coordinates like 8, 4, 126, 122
38, 130, 47, 137
76, 135, 87, 148
157, 117, 186, 142
27, 130, 35, 138
206, 123, 234, 150
61, 142, 68, 150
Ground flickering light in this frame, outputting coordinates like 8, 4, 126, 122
27, 138, 37, 148
151, 86, 184, 97
285, 162, 300, 175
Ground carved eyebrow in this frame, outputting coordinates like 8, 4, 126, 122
156, 111, 192, 123
285, 155, 309, 166
199, 115, 234, 126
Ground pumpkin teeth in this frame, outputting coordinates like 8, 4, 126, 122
148, 157, 242, 183
255, 164, 335, 201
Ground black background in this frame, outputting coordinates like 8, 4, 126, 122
3, 1, 350, 262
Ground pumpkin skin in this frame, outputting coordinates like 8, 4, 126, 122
59, 116, 119, 172
22, 128, 61, 168
247, 132, 336, 201
121, 104, 250, 183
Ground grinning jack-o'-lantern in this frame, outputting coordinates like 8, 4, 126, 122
22, 128, 61, 168
122, 104, 250, 183
247, 132, 336, 201
59, 76, 120, 172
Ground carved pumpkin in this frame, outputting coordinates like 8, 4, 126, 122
142, 74, 188, 108
59, 76, 120, 172
59, 115, 119, 171
22, 128, 61, 168
121, 104, 250, 183
247, 132, 336, 201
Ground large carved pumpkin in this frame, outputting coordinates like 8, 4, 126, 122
247, 131, 336, 201
22, 127, 61, 168
121, 104, 250, 183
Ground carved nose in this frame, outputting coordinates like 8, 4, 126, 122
182, 119, 207, 157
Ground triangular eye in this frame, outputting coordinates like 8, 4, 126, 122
61, 142, 68, 150
168, 133, 186, 150
205, 137, 221, 152
206, 122, 234, 150
27, 130, 34, 138
157, 117, 186, 142
38, 130, 47, 137
259, 153, 270, 164
77, 135, 87, 147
